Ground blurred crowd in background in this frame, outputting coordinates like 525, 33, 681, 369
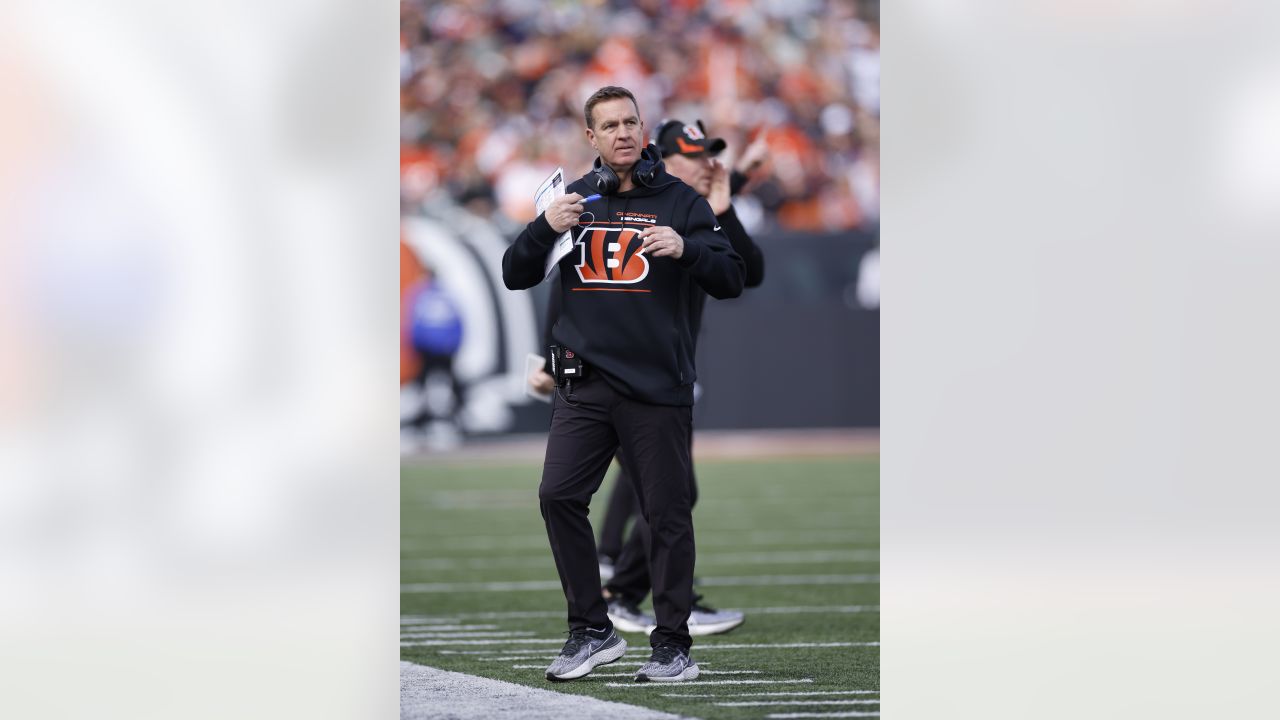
400, 0, 881, 448
400, 0, 879, 234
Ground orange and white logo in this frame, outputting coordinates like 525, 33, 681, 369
574, 226, 650, 284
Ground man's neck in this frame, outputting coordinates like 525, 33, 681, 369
609, 162, 637, 193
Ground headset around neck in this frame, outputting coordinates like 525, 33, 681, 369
589, 144, 663, 196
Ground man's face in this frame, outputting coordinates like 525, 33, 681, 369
586, 98, 643, 170
664, 151, 714, 197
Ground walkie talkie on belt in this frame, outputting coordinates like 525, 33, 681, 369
549, 345, 585, 388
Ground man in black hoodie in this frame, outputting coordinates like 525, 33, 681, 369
503, 86, 744, 683
601, 118, 765, 639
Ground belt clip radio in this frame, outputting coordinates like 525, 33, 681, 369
549, 345, 585, 388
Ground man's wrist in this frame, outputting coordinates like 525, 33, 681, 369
530, 212, 561, 243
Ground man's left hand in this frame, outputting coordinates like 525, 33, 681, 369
707, 160, 731, 215
638, 226, 684, 259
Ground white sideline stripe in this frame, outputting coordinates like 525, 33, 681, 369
508, 662, 714, 670
757, 707, 880, 712
696, 642, 878, 650
737, 606, 880, 615
662, 691, 879, 698
403, 549, 878, 571
402, 535, 547, 551
401, 638, 564, 647
701, 530, 876, 544
403, 532, 876, 552
399, 622, 499, 627
698, 574, 879, 587
591, 670, 759, 677
410, 605, 879, 622
416, 610, 563, 620
607, 679, 814, 687
699, 550, 880, 565
453, 641, 878, 655
400, 661, 680, 720
401, 575, 878, 593
401, 631, 537, 639
480, 656, 556, 661
717, 700, 880, 707
402, 580, 562, 593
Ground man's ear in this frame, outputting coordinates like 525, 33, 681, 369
585, 127, 596, 150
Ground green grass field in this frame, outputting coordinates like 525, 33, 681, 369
401, 454, 879, 719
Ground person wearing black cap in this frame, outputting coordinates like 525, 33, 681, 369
503, 86, 745, 683
599, 118, 766, 638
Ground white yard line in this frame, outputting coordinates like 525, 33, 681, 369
481, 653, 555, 661
696, 642, 879, 650
661, 691, 879, 698
757, 707, 880, 712
735, 606, 880, 615
437, 641, 877, 653
401, 580, 562, 593
479, 656, 557, 661
507, 663, 636, 670
403, 530, 877, 553
698, 550, 880, 565
606, 679, 814, 688
401, 575, 878, 594
400, 661, 680, 720
507, 663, 691, 670
717, 700, 880, 706
403, 549, 879, 571
590, 670, 759, 677
412, 610, 564, 621
402, 535, 547, 552
401, 638, 564, 647
399, 624, 500, 632
448, 641, 878, 654
400, 631, 537, 639
409, 605, 878, 622
697, 574, 879, 588
698, 530, 877, 545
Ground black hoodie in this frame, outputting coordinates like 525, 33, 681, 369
503, 163, 745, 406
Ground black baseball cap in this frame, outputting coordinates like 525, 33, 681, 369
655, 119, 727, 158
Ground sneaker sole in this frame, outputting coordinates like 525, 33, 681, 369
641, 617, 745, 637
608, 612, 657, 635
545, 637, 627, 682
634, 663, 700, 683
688, 616, 746, 637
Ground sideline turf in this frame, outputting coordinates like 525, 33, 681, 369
401, 456, 879, 720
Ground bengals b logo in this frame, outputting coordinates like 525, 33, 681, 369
574, 227, 650, 284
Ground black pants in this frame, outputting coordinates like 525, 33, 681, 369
596, 456, 640, 562
539, 372, 696, 650
605, 446, 699, 605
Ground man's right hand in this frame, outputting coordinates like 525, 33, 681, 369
546, 193, 586, 233
529, 369, 555, 395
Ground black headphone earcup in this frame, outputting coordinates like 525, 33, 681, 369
632, 145, 662, 187
591, 156, 619, 195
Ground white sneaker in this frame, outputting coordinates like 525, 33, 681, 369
634, 644, 699, 683
544, 627, 627, 682
685, 597, 745, 637
607, 598, 657, 634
